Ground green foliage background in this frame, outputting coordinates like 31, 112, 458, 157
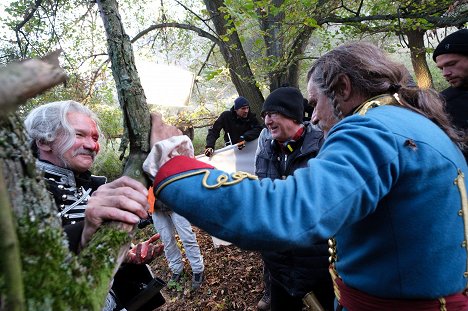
0, 0, 463, 179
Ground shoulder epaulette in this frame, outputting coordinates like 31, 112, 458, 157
353, 94, 398, 116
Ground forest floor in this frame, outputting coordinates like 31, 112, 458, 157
148, 227, 264, 311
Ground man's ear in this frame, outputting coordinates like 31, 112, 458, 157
36, 140, 52, 152
336, 74, 353, 101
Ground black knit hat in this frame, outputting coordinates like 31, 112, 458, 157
234, 96, 249, 110
261, 87, 304, 122
433, 29, 468, 62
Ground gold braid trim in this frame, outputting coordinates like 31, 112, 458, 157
353, 94, 399, 116
203, 170, 258, 189
455, 169, 468, 282
328, 264, 341, 302
438, 297, 447, 311
155, 169, 258, 196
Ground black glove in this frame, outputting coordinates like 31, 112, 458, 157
204, 147, 214, 157
237, 136, 246, 150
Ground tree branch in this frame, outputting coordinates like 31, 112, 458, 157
131, 22, 222, 46
14, 0, 43, 57
14, 0, 43, 32
174, 0, 217, 34
319, 11, 468, 28
0, 50, 67, 118
197, 42, 216, 77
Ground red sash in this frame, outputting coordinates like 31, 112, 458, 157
335, 277, 468, 311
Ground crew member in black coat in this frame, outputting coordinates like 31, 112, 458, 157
255, 87, 333, 311
204, 96, 262, 157
433, 28, 468, 161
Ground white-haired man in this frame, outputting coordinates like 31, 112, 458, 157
25, 100, 165, 310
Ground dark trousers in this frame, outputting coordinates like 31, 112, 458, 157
270, 278, 304, 311
263, 263, 271, 296
267, 268, 335, 311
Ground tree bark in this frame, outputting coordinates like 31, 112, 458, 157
0, 55, 67, 310
258, 0, 314, 91
0, 50, 67, 118
96, 0, 152, 183
406, 29, 433, 88
0, 165, 24, 311
203, 0, 265, 119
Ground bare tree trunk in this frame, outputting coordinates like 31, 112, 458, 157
96, 0, 152, 183
406, 29, 433, 88
0, 165, 24, 311
0, 52, 67, 311
259, 0, 285, 90
203, 0, 265, 119
258, 0, 313, 91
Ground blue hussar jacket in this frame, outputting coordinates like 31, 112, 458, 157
153, 102, 468, 300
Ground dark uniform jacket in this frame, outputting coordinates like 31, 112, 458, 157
206, 106, 262, 148
37, 160, 165, 310
255, 123, 331, 298
37, 159, 105, 250
37, 160, 106, 226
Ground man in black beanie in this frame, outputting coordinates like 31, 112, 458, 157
254, 87, 333, 311
433, 29, 468, 160
204, 96, 262, 157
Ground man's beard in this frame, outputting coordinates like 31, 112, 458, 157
319, 112, 340, 138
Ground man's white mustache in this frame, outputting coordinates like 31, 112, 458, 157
72, 148, 96, 159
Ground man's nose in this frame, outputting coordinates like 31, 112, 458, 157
442, 67, 451, 77
83, 137, 99, 152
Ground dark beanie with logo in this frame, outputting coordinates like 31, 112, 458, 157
261, 87, 304, 122
433, 29, 468, 62
234, 96, 249, 110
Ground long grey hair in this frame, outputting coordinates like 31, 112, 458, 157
307, 41, 465, 145
24, 100, 101, 161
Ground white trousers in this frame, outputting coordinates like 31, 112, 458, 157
152, 210, 204, 274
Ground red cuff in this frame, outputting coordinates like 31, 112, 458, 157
154, 156, 214, 188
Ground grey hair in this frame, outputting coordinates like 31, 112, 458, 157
307, 41, 465, 144
24, 100, 101, 159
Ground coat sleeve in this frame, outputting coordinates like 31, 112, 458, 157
205, 112, 226, 148
153, 116, 399, 251
242, 116, 263, 142
254, 128, 270, 175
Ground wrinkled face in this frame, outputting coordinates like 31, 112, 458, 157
262, 112, 298, 142
307, 79, 340, 137
436, 53, 468, 88
235, 106, 250, 118
59, 112, 100, 173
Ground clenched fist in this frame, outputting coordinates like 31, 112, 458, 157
204, 147, 214, 157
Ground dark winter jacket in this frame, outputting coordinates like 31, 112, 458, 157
255, 123, 330, 297
205, 106, 262, 148
441, 86, 467, 161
